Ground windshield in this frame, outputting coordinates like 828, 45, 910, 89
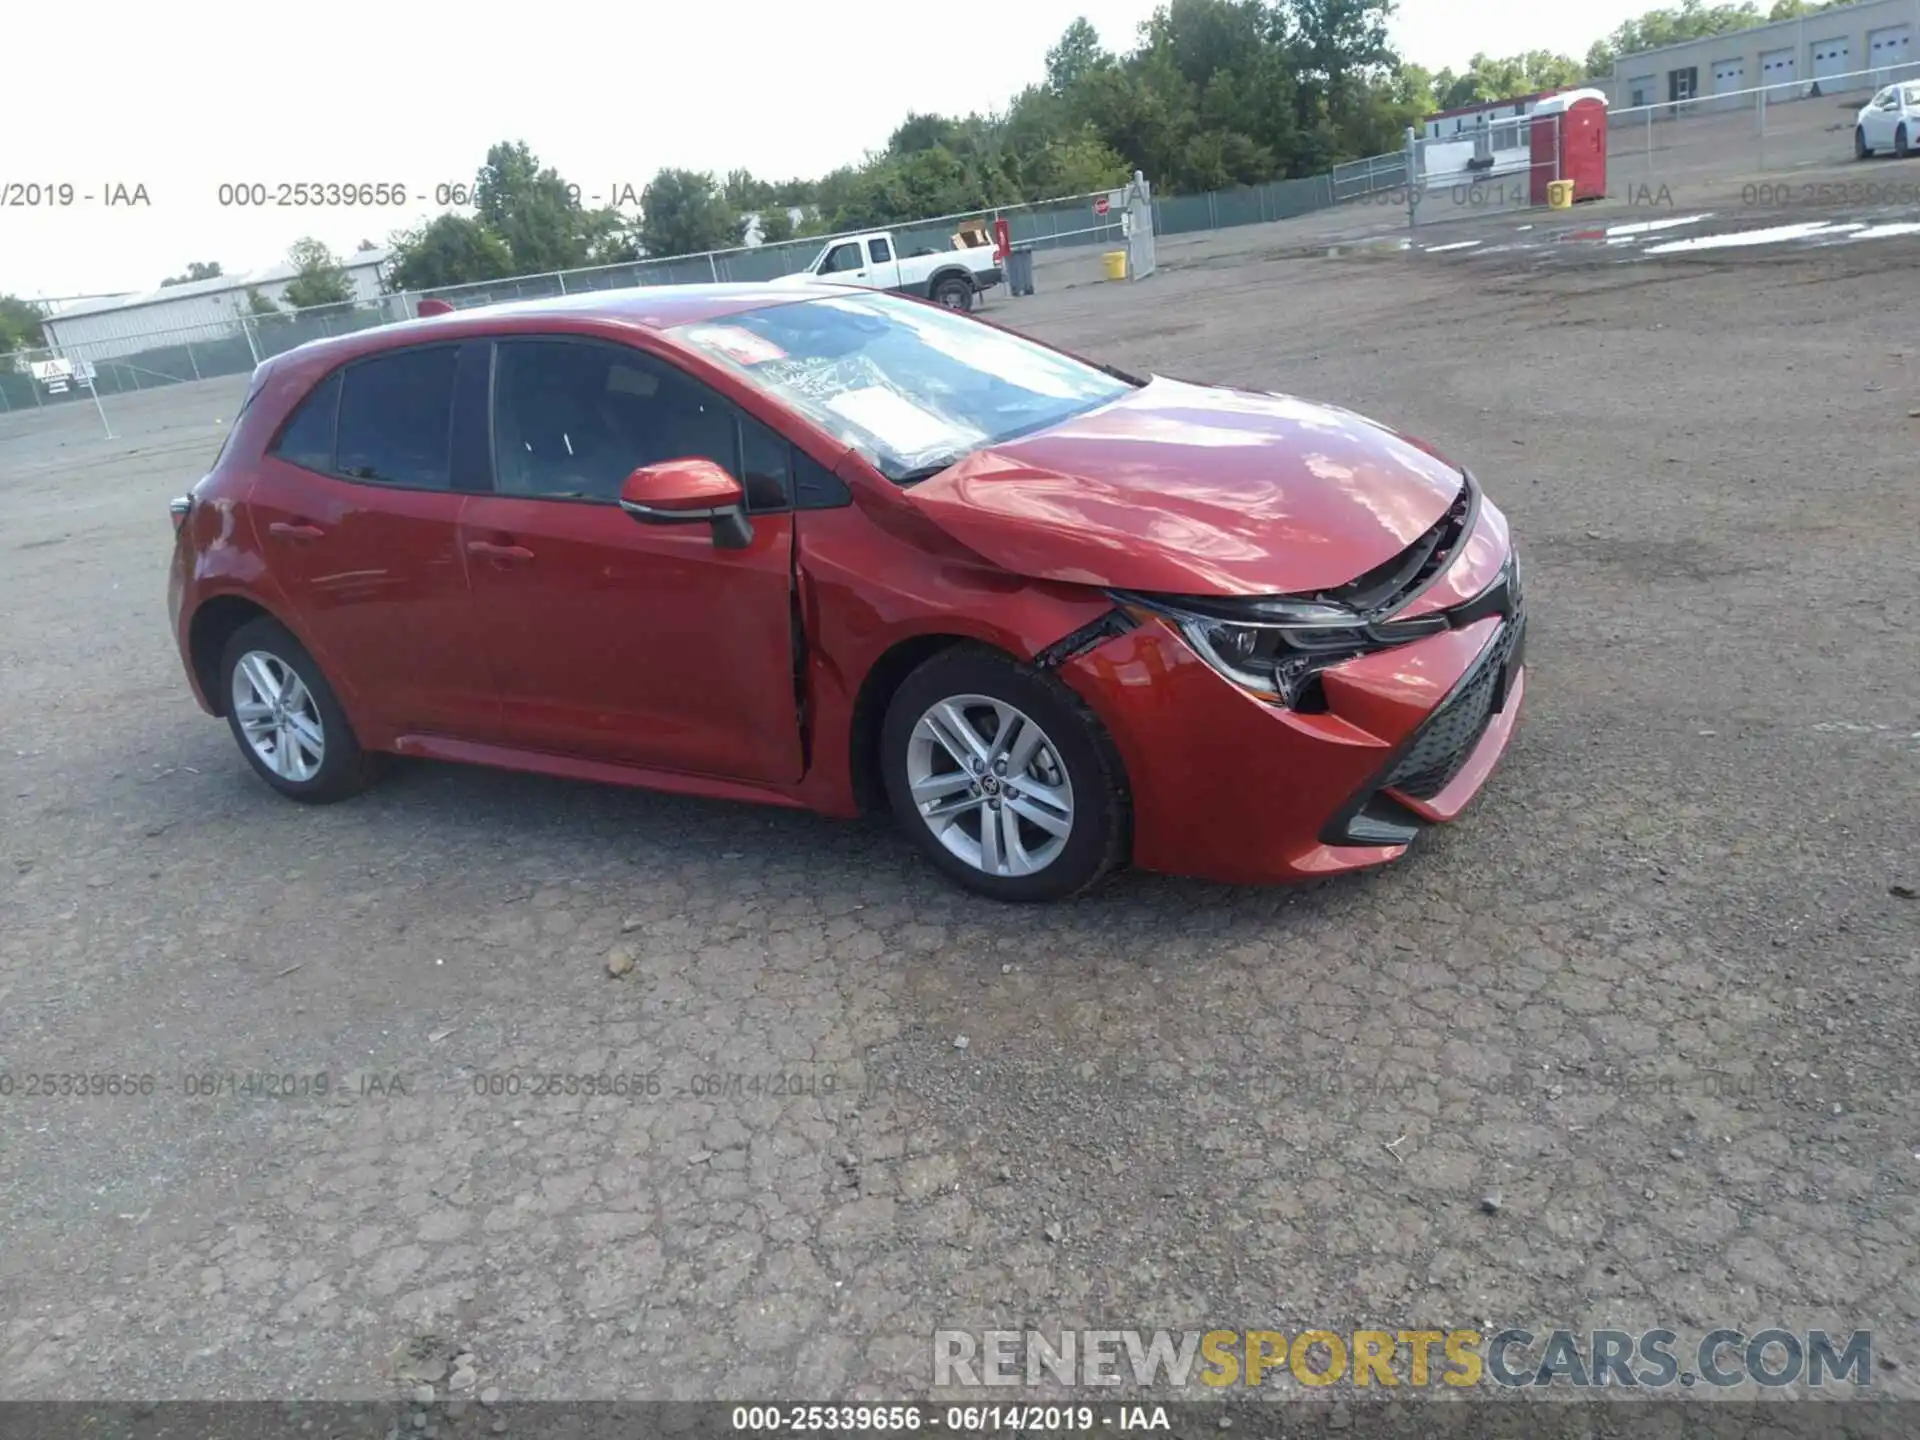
669, 292, 1134, 483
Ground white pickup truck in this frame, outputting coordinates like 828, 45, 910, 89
773, 229, 1003, 311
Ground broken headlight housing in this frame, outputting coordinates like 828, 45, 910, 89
1115, 591, 1448, 709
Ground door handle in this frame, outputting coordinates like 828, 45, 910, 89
466, 539, 534, 562
267, 521, 325, 540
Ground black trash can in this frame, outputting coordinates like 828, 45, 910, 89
1006, 245, 1036, 296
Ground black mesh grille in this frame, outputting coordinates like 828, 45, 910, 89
1384, 611, 1524, 801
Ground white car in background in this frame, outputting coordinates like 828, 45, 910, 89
1855, 81, 1920, 158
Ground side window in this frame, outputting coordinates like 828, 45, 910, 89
269, 369, 342, 473
493, 339, 782, 508
821, 242, 862, 274
868, 237, 892, 265
334, 348, 458, 488
739, 416, 792, 512
793, 449, 852, 509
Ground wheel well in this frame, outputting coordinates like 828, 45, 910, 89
188, 595, 272, 716
848, 634, 975, 814
928, 268, 972, 295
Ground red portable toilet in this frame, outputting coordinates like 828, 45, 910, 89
1529, 88, 1609, 204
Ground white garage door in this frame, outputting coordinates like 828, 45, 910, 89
1759, 48, 1796, 92
1868, 26, 1911, 76
1712, 59, 1746, 94
1812, 37, 1851, 81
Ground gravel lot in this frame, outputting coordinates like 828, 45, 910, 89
2, 217, 1917, 1410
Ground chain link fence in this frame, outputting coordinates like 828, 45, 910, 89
1606, 59, 1920, 195
3, 162, 1455, 447
1321, 59, 1920, 237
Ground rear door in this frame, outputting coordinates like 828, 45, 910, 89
247, 341, 497, 738
457, 335, 805, 785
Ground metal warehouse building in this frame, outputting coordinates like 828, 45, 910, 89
41, 248, 393, 361
1599, 0, 1919, 110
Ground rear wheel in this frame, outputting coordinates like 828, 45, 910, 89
1857, 126, 1873, 159
931, 274, 974, 311
220, 616, 380, 803
881, 646, 1129, 902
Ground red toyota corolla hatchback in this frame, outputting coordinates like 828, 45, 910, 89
169, 283, 1526, 901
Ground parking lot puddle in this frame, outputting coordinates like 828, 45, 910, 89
1643, 221, 1866, 253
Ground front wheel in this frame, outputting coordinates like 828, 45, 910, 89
1857, 127, 1873, 159
881, 646, 1129, 902
220, 616, 380, 803
931, 275, 974, 311
1897, 124, 1912, 158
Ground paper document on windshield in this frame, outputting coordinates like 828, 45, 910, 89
682, 324, 788, 366
824, 386, 982, 464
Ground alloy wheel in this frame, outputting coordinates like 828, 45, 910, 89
905, 694, 1075, 878
230, 649, 325, 783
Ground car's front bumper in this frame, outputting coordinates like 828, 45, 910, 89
1058, 553, 1527, 886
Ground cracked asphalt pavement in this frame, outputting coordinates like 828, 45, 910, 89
2, 224, 1917, 1406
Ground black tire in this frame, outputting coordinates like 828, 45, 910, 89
219, 616, 380, 803
1856, 127, 1872, 159
1898, 124, 1912, 159
880, 644, 1129, 902
931, 274, 974, 311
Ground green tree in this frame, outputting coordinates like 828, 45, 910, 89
384, 214, 517, 292
889, 112, 961, 155
637, 169, 744, 258
0, 294, 47, 354
281, 238, 354, 309
242, 287, 282, 317
475, 140, 594, 273
355, 238, 380, 252
1433, 50, 1585, 110
1046, 17, 1111, 96
1587, 0, 1762, 74
757, 206, 797, 244
581, 207, 641, 266
161, 261, 224, 287
723, 169, 780, 212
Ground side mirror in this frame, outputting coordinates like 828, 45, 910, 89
618, 459, 753, 550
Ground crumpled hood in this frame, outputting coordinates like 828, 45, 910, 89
902, 377, 1466, 596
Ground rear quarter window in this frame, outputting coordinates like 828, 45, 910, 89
269, 370, 343, 473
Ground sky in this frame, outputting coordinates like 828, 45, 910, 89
6, 0, 1651, 300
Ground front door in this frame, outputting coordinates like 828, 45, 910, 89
247, 341, 498, 738
459, 336, 804, 786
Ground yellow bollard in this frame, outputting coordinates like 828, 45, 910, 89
1547, 180, 1575, 210
1102, 249, 1129, 281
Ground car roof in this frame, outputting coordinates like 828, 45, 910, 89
265, 281, 855, 373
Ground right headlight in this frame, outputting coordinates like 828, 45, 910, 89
1169, 605, 1364, 707
1106, 593, 1365, 707
1118, 592, 1451, 709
